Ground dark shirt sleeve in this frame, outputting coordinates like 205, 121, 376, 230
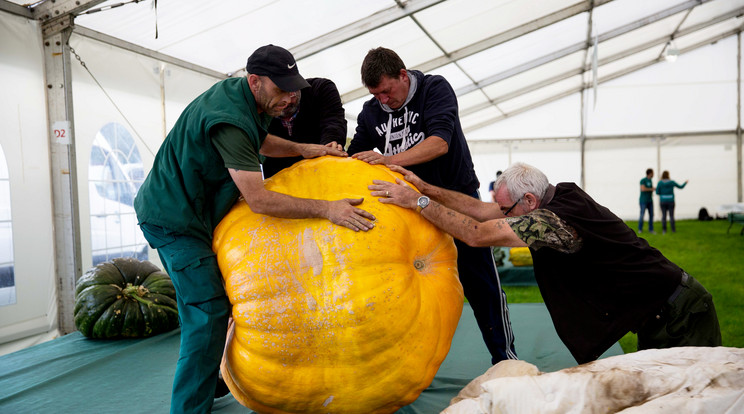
505, 209, 583, 254
421, 76, 458, 145
313, 78, 347, 145
210, 123, 263, 172
347, 106, 377, 155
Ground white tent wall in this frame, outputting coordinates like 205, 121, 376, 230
470, 139, 583, 198
68, 33, 220, 271
467, 35, 742, 220
0, 11, 59, 354
0, 13, 223, 355
583, 134, 739, 220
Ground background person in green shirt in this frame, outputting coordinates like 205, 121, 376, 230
656, 170, 688, 234
639, 168, 655, 234
134, 44, 376, 414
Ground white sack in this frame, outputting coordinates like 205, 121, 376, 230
443, 347, 744, 414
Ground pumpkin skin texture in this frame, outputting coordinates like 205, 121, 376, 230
213, 156, 463, 414
74, 257, 179, 338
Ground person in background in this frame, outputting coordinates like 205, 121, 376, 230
262, 77, 347, 178
134, 44, 376, 414
369, 162, 721, 364
639, 168, 655, 234
656, 170, 688, 234
348, 47, 517, 364
489, 170, 503, 203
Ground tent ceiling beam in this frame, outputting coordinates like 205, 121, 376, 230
73, 26, 227, 79
455, 0, 712, 98
0, 0, 31, 18
34, 0, 106, 36
468, 129, 736, 145
342, 0, 615, 103
459, 6, 744, 118
464, 28, 742, 133
417, 0, 613, 73
229, 0, 446, 75
291, 0, 445, 60
33, 0, 106, 22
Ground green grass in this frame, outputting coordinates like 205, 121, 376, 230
502, 219, 744, 354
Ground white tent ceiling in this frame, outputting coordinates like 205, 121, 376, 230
4, 0, 743, 134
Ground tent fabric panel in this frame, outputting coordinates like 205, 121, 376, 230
675, 17, 744, 49
467, 94, 582, 139
297, 17, 440, 94
73, 0, 395, 74
0, 10, 58, 345
456, 13, 589, 83
681, 0, 744, 30
587, 37, 738, 135
460, 106, 504, 131
497, 76, 583, 114
480, 51, 585, 101
592, 0, 687, 34
430, 62, 475, 91
416, 0, 583, 53
597, 45, 665, 79
457, 90, 491, 113
596, 14, 684, 60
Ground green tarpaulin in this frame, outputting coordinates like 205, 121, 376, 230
0, 303, 622, 413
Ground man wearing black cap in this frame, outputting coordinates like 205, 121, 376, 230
134, 44, 376, 414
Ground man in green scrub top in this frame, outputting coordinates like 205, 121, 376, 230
134, 44, 376, 414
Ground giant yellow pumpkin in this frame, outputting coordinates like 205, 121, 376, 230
212, 156, 463, 414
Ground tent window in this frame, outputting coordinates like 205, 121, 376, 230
88, 123, 147, 266
0, 144, 15, 307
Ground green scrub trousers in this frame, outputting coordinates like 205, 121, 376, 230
140, 223, 231, 414
637, 272, 722, 350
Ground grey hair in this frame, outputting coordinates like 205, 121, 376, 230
493, 162, 550, 203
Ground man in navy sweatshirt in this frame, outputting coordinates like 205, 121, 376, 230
348, 47, 517, 364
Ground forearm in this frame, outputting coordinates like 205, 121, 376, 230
420, 202, 524, 248
420, 182, 503, 221
259, 134, 302, 157
244, 187, 328, 219
387, 136, 448, 166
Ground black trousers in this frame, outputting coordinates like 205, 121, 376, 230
455, 238, 518, 364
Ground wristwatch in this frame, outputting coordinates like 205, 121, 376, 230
416, 196, 430, 213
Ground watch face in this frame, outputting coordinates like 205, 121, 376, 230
418, 196, 430, 209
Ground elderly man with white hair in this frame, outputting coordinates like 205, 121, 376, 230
370, 162, 721, 364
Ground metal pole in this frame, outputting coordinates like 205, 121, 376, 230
42, 20, 82, 334
580, 89, 586, 189
737, 32, 742, 203
160, 64, 167, 141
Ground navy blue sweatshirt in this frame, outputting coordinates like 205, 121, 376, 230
348, 70, 479, 194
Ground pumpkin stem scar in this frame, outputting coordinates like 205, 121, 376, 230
120, 283, 178, 315
414, 260, 425, 270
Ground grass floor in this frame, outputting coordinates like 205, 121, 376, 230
501, 218, 744, 354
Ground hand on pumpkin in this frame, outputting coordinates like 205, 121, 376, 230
351, 150, 388, 165
386, 165, 427, 193
298, 142, 348, 159
326, 198, 376, 232
369, 179, 420, 210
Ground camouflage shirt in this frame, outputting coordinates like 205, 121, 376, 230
504, 209, 583, 254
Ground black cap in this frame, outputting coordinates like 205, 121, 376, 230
246, 44, 310, 92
